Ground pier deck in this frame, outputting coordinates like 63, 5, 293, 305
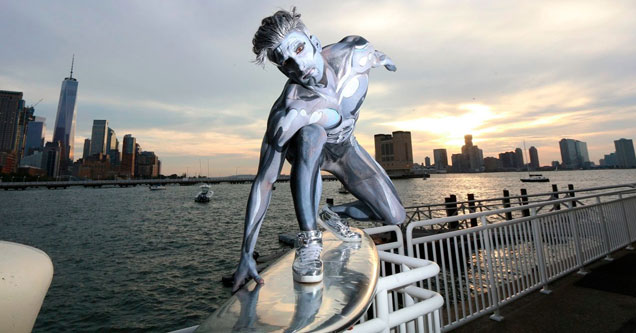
454, 247, 636, 332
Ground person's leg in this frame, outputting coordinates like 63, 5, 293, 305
289, 124, 327, 231
288, 124, 327, 283
325, 138, 405, 225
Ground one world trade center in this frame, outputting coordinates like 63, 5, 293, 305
52, 56, 79, 174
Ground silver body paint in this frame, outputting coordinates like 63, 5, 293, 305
232, 30, 405, 291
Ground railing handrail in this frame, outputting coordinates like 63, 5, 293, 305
403, 182, 636, 210
406, 187, 636, 233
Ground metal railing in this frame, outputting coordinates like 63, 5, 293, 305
403, 182, 636, 230
404, 188, 636, 332
353, 226, 444, 333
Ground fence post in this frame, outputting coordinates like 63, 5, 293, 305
551, 184, 560, 211
446, 195, 459, 229
618, 193, 634, 250
502, 190, 512, 220
480, 215, 503, 321
567, 203, 588, 275
375, 289, 390, 333
568, 184, 576, 208
520, 188, 530, 217
530, 207, 552, 294
596, 196, 614, 261
468, 193, 478, 227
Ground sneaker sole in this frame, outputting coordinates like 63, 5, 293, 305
293, 270, 323, 283
317, 218, 362, 243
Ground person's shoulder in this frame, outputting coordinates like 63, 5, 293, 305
323, 35, 370, 53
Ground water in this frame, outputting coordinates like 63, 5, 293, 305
1, 170, 635, 332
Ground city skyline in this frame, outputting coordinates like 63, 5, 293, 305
2, 1, 636, 176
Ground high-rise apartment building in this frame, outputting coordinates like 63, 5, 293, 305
106, 127, 120, 167
52, 58, 79, 173
529, 146, 540, 170
82, 139, 91, 159
559, 138, 589, 169
374, 131, 413, 175
424, 156, 431, 167
514, 148, 524, 169
25, 116, 46, 155
42, 141, 62, 177
137, 151, 160, 178
433, 149, 448, 171
120, 134, 136, 178
0, 91, 24, 153
614, 138, 636, 168
90, 120, 108, 156
0, 91, 34, 173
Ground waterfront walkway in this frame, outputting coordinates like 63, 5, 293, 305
455, 247, 636, 333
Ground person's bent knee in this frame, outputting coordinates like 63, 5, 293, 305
383, 206, 406, 225
296, 124, 327, 146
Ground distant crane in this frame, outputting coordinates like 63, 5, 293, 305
29, 98, 43, 109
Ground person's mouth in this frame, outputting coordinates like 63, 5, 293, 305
302, 68, 315, 80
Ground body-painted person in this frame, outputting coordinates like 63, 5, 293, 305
232, 7, 405, 292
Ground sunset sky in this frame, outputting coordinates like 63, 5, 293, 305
2, 1, 635, 176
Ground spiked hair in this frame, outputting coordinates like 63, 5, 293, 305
252, 7, 306, 65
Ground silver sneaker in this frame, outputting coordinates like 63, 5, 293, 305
292, 230, 323, 283
318, 206, 362, 242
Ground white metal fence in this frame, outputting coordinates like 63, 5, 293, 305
404, 189, 636, 332
354, 226, 444, 333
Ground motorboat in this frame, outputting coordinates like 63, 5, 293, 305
149, 184, 166, 190
520, 174, 550, 182
195, 184, 213, 203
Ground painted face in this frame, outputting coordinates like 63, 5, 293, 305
269, 30, 325, 87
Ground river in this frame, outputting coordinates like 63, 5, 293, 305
1, 169, 635, 332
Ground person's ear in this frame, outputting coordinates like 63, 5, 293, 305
310, 35, 322, 52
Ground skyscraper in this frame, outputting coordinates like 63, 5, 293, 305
529, 146, 540, 170
0, 91, 34, 173
90, 120, 108, 156
83, 138, 91, 159
52, 57, 79, 173
120, 134, 136, 178
514, 148, 524, 169
433, 149, 448, 171
106, 127, 120, 167
559, 138, 589, 169
461, 134, 484, 172
614, 138, 636, 168
25, 116, 46, 155
0, 91, 24, 152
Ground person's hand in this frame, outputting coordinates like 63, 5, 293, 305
374, 51, 396, 72
232, 254, 264, 293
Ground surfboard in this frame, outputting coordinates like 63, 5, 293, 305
196, 228, 379, 332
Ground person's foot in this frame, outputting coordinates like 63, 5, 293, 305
292, 230, 323, 283
318, 205, 362, 242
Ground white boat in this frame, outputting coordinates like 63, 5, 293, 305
520, 174, 550, 183
195, 184, 213, 203
149, 185, 166, 190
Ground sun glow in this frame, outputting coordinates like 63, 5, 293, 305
384, 103, 498, 144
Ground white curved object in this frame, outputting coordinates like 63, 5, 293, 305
0, 241, 53, 333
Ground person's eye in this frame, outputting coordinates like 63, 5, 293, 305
295, 43, 305, 54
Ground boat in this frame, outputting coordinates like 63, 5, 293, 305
422, 173, 431, 179
149, 184, 166, 190
521, 174, 550, 182
195, 184, 213, 203
338, 184, 349, 194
